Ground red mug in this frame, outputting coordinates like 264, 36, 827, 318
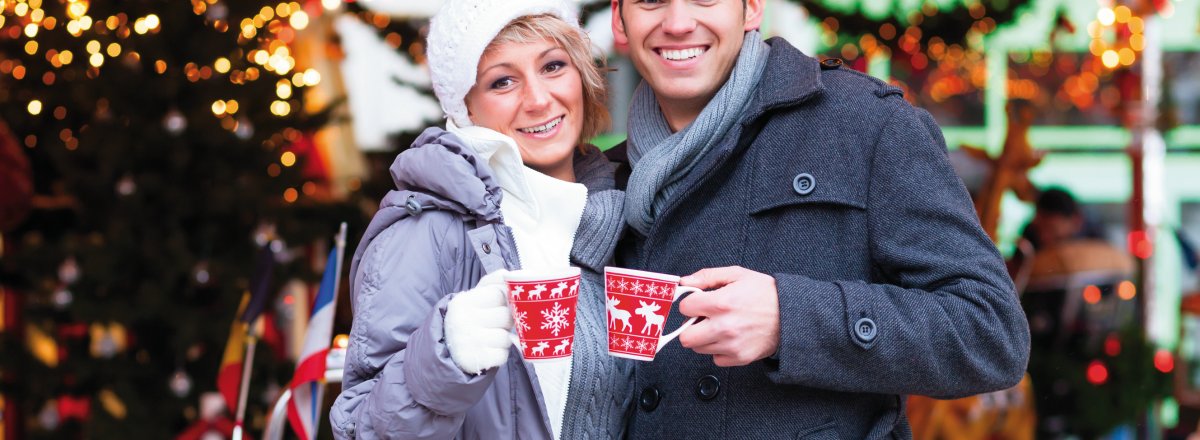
604, 267, 700, 362
505, 267, 581, 362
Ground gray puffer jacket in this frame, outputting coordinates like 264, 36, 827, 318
330, 128, 632, 439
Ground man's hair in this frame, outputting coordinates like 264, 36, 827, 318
1036, 187, 1080, 217
482, 14, 610, 144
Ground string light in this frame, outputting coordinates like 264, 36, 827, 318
280, 151, 296, 167
28, 99, 43, 115
214, 57, 231, 73
270, 100, 291, 116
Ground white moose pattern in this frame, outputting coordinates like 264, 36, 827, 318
635, 301, 664, 336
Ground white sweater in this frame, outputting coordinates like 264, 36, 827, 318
449, 121, 586, 440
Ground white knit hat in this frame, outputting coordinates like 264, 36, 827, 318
427, 0, 581, 127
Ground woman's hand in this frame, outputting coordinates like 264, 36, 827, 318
445, 270, 514, 374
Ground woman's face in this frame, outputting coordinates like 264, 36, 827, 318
466, 38, 584, 182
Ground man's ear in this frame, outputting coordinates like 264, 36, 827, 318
611, 0, 630, 54
744, 0, 765, 31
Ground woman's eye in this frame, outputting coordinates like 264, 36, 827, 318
544, 61, 567, 74
490, 77, 514, 90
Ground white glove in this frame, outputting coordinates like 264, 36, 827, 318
445, 269, 514, 375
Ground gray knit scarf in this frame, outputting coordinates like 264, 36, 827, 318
625, 31, 770, 235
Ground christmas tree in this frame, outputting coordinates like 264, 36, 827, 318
0, 0, 359, 437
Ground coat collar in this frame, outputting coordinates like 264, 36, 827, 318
744, 37, 826, 122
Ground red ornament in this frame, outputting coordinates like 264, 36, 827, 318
56, 395, 91, 422
1104, 333, 1121, 357
1154, 349, 1174, 373
1086, 360, 1109, 385
0, 120, 34, 232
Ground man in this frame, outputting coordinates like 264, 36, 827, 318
607, 0, 1031, 438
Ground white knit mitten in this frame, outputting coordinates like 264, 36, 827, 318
445, 270, 514, 375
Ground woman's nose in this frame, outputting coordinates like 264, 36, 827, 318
522, 78, 552, 113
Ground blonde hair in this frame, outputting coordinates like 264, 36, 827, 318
485, 14, 610, 145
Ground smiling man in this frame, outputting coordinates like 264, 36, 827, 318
607, 0, 1032, 438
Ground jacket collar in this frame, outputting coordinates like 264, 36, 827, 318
744, 37, 825, 122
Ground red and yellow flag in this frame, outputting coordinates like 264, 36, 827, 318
217, 292, 251, 413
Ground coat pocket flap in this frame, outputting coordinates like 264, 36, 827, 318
749, 172, 867, 216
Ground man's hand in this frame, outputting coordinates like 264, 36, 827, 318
677, 266, 780, 367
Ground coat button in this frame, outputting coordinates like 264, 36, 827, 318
696, 375, 720, 400
820, 58, 844, 70
854, 318, 877, 343
793, 173, 816, 196
639, 387, 660, 412
481, 243, 491, 254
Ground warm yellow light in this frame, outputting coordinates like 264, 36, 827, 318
290, 2, 302, 14
281, 151, 297, 167
271, 100, 291, 116
1114, 5, 1131, 23
86, 40, 101, 54
1097, 8, 1115, 26
290, 10, 309, 30
1101, 50, 1120, 68
30, 8, 44, 23
1118, 281, 1136, 300
59, 50, 73, 64
241, 25, 256, 39
14, 2, 28, 16
1118, 48, 1136, 66
292, 72, 305, 87
322, 0, 340, 10
106, 42, 120, 57
225, 99, 239, 114
211, 100, 227, 115
276, 3, 291, 18
1130, 34, 1145, 51
1128, 17, 1144, 33
133, 19, 148, 34
334, 334, 349, 349
155, 60, 167, 74
89, 52, 103, 67
1088, 39, 1105, 56
302, 68, 321, 86
24, 23, 38, 38
253, 50, 269, 65
66, 1, 88, 19
24, 40, 37, 55
66, 20, 82, 35
283, 188, 298, 203
276, 81, 292, 99
78, 15, 92, 30
214, 57, 231, 73
260, 6, 275, 20
28, 100, 43, 115
144, 14, 160, 30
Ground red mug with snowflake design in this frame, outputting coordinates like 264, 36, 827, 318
504, 267, 581, 362
604, 267, 701, 362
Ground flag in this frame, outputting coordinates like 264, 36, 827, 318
241, 245, 278, 324
286, 226, 346, 440
217, 292, 251, 413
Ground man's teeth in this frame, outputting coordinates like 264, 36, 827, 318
519, 117, 562, 134
661, 47, 705, 61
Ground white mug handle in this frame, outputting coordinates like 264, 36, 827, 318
657, 286, 703, 353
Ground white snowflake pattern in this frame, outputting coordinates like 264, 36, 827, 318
635, 340, 651, 352
617, 279, 629, 291
540, 302, 572, 336
646, 284, 660, 297
514, 310, 530, 334
607, 278, 618, 290
631, 281, 644, 294
618, 337, 634, 349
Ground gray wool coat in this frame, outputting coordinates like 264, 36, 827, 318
331, 128, 632, 439
609, 38, 1031, 440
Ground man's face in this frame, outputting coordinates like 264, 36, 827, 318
612, 0, 763, 120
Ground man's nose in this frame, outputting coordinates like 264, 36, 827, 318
661, 2, 697, 36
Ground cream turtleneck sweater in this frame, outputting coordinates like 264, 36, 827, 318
448, 121, 586, 440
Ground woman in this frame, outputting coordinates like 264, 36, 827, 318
329, 1, 631, 439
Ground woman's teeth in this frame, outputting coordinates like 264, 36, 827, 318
519, 116, 562, 134
661, 47, 705, 61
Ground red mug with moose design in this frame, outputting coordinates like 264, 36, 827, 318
604, 267, 701, 362
504, 267, 581, 362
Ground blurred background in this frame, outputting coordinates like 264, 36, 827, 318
0, 0, 1198, 438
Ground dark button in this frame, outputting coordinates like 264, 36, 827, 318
696, 375, 720, 400
638, 387, 660, 412
481, 243, 492, 254
854, 318, 877, 343
793, 173, 816, 195
820, 58, 844, 70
